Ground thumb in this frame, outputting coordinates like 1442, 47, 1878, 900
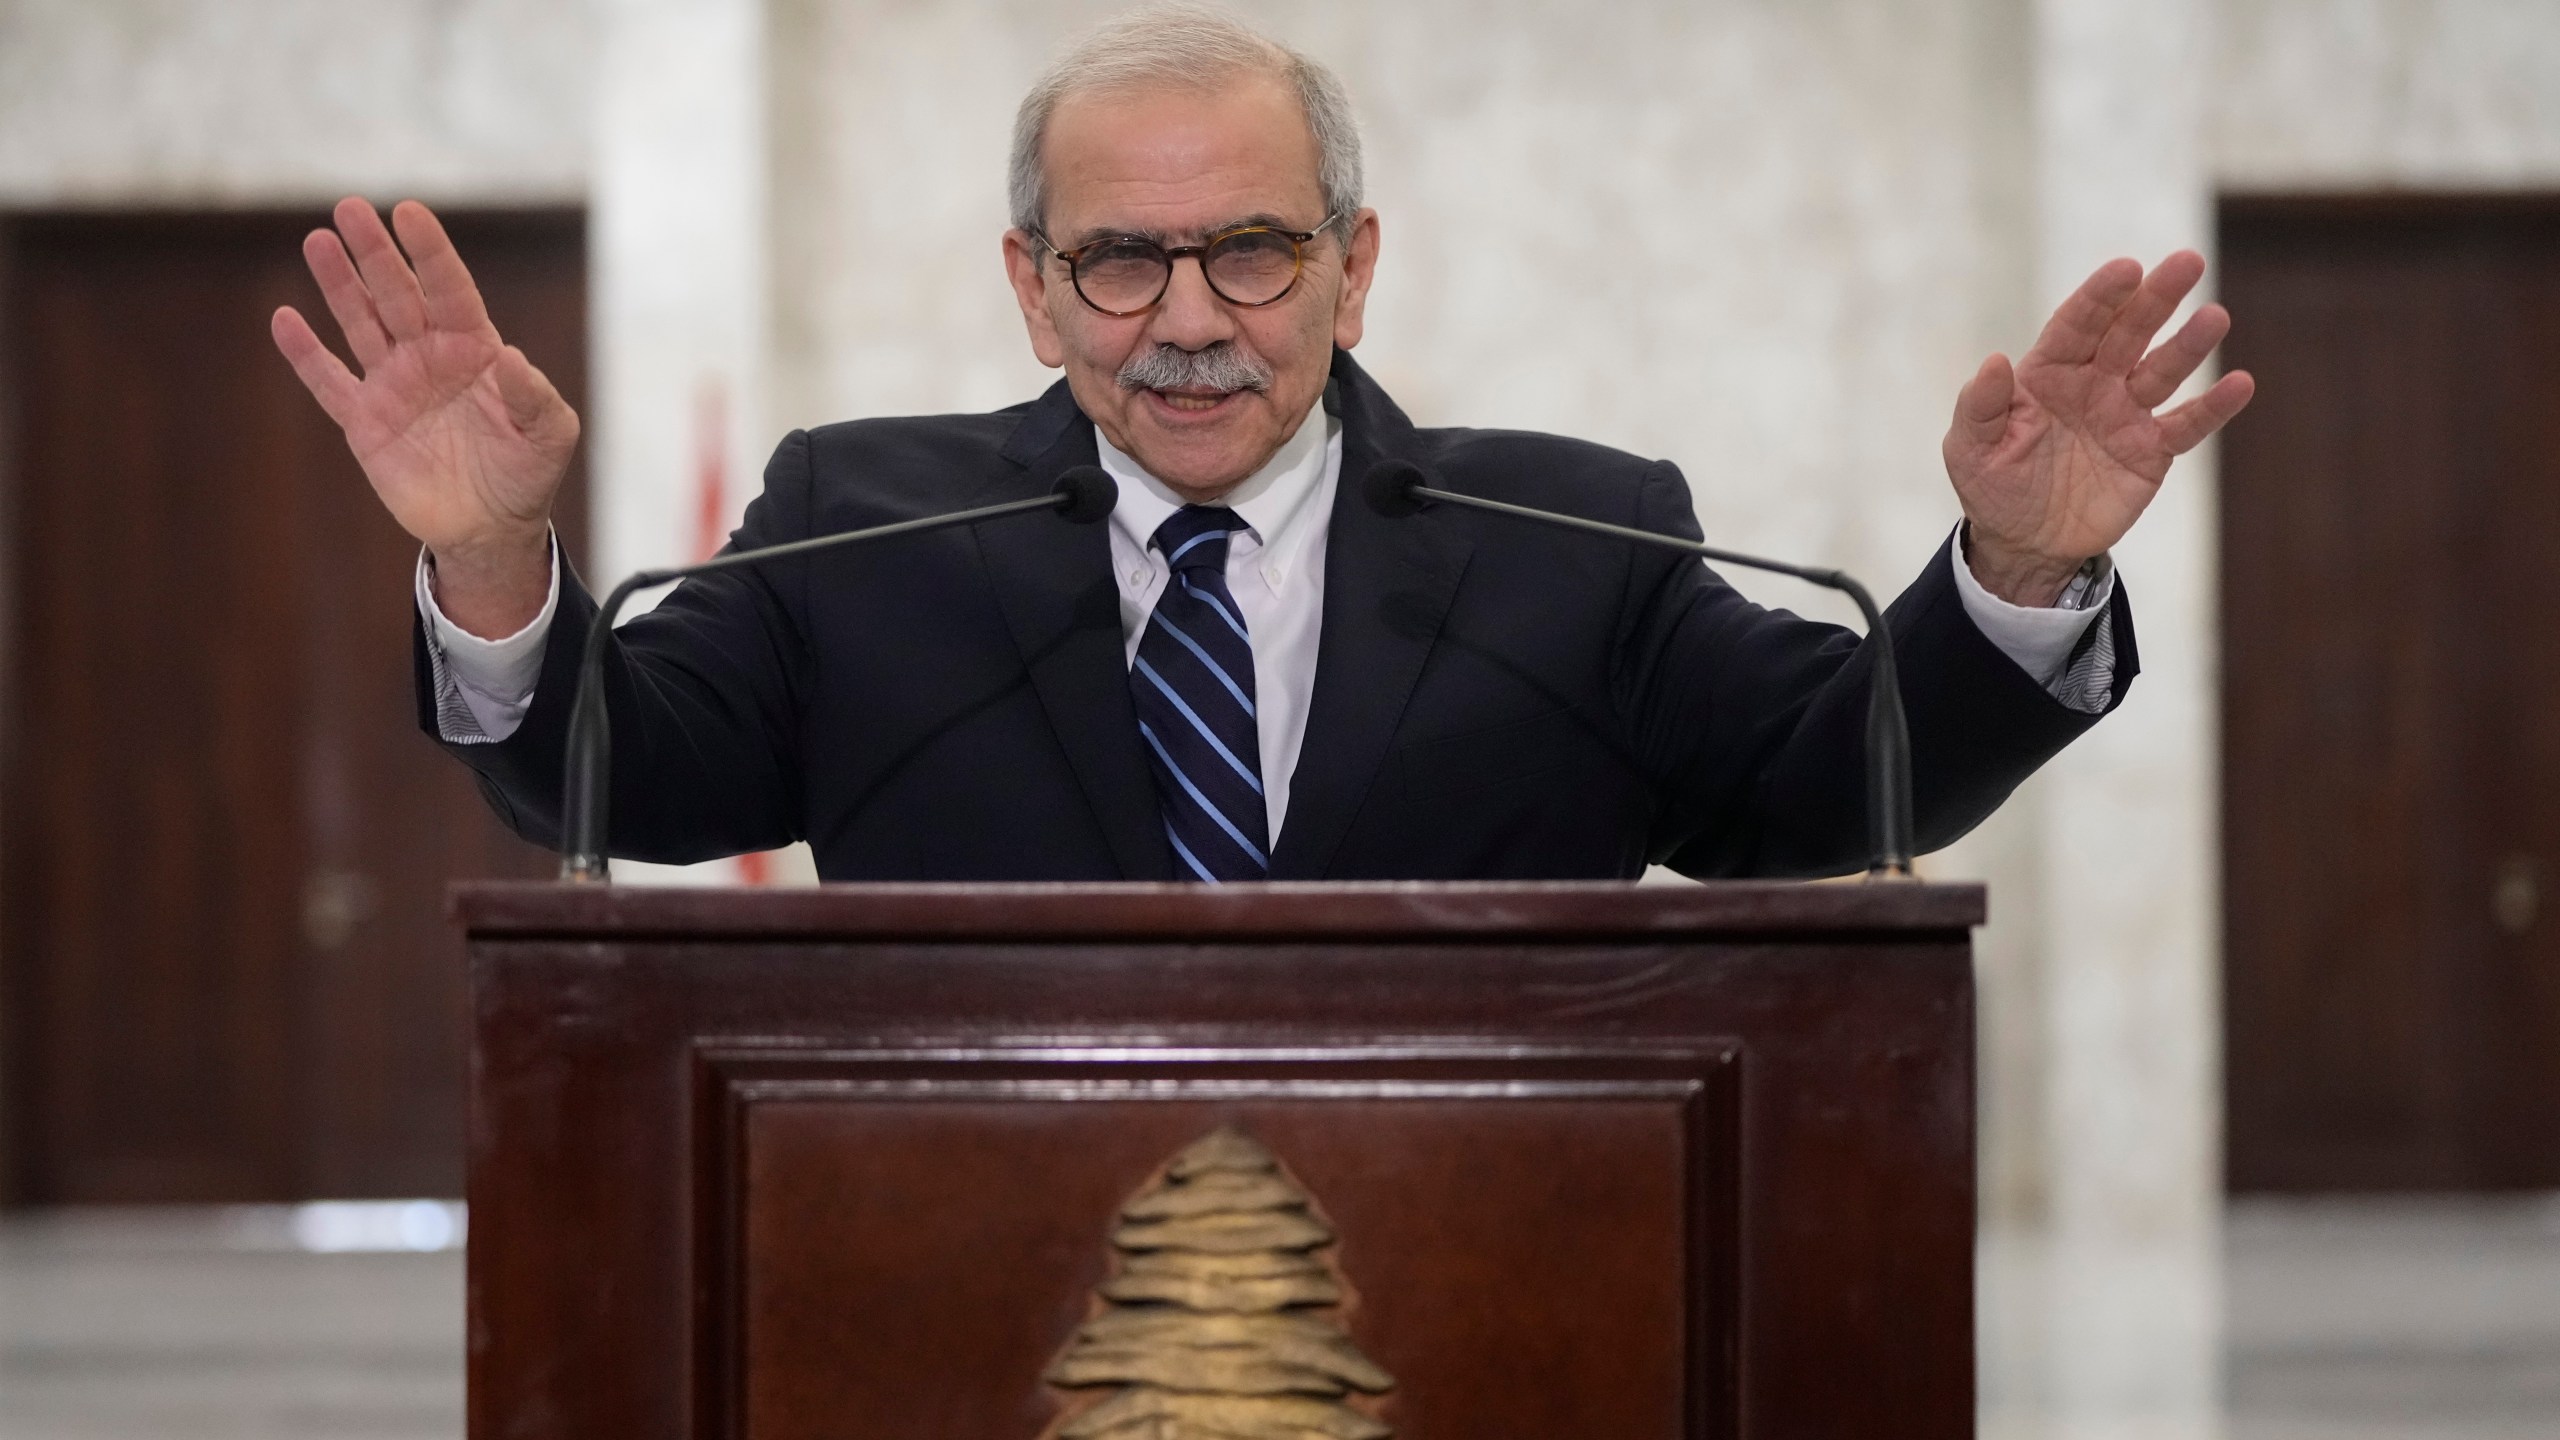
1950, 353, 2014, 449
492, 345, 577, 447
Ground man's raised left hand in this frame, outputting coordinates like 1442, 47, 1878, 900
1943, 250, 2256, 606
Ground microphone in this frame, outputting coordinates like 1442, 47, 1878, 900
1362, 459, 1914, 878
558, 465, 1118, 880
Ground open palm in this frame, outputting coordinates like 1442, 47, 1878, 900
270, 198, 578, 557
1944, 251, 2255, 604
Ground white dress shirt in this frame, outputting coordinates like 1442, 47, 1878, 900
419, 402, 2121, 831
1099, 402, 1336, 845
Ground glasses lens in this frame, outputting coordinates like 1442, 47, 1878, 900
1074, 240, 1169, 312
1205, 229, 1302, 304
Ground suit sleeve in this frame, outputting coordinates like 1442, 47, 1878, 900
411, 431, 820, 863
1615, 461, 2139, 878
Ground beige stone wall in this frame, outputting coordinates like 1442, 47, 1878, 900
2215, 0, 2560, 186
0, 0, 589, 203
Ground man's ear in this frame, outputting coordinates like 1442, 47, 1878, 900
1331, 209, 1381, 351
1003, 230, 1067, 368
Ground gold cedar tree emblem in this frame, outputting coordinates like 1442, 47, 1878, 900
1041, 1126, 1395, 1440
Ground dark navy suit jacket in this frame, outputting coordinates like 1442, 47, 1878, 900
420, 350, 2135, 880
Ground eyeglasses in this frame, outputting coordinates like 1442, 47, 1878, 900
1037, 214, 1343, 317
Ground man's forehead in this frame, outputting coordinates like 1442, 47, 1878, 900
1040, 79, 1324, 233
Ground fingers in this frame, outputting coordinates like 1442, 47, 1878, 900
270, 306, 364, 428
2128, 302, 2231, 409
300, 227, 392, 370
1951, 352, 2015, 448
2092, 249, 2207, 375
331, 195, 431, 342
2157, 369, 2257, 455
391, 200, 493, 336
2025, 256, 2143, 366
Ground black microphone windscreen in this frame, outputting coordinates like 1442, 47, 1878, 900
1361, 459, 1429, 519
1051, 465, 1118, 525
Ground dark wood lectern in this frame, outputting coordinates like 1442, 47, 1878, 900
455, 881, 1980, 1440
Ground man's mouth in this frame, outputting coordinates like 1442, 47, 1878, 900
1117, 343, 1271, 415
1148, 387, 1238, 414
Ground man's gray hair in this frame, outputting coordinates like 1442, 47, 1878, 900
1009, 5, 1363, 247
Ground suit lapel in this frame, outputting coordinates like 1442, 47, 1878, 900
974, 381, 1172, 880
1270, 355, 1473, 878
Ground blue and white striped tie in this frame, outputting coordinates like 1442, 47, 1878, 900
1132, 506, 1268, 882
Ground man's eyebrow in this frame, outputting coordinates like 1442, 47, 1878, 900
1062, 223, 1167, 248
1209, 212, 1299, 234
1060, 213, 1309, 248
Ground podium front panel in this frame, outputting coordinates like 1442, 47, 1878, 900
457, 882, 1980, 1440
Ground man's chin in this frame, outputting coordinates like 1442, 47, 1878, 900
1121, 390, 1276, 495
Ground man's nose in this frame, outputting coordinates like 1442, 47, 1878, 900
1146, 253, 1235, 350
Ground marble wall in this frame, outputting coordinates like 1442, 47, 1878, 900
2216, 0, 2560, 187
0, 0, 589, 204
2002, 0, 2225, 1431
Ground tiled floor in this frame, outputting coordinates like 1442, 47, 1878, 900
2, 1197, 2556, 1438
2227, 1195, 2560, 1440
0, 1209, 461, 1440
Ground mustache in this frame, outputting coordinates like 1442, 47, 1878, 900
1116, 343, 1272, 395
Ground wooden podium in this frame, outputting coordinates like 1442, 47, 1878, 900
454, 880, 1980, 1440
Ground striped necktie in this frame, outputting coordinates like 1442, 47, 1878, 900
1132, 506, 1268, 882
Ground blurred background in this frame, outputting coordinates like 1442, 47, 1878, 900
0, 0, 2556, 1437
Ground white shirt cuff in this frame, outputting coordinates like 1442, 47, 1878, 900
414, 536, 560, 744
1948, 525, 2116, 692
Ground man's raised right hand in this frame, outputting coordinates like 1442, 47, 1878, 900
271, 197, 578, 639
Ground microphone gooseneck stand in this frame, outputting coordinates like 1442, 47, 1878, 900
558, 466, 1118, 881
1361, 459, 1915, 878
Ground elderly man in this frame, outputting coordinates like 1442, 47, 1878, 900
270, 9, 2251, 881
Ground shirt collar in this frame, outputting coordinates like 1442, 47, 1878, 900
1097, 399, 1334, 586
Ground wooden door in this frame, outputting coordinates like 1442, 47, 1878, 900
2221, 195, 2560, 1192
0, 209, 588, 1203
